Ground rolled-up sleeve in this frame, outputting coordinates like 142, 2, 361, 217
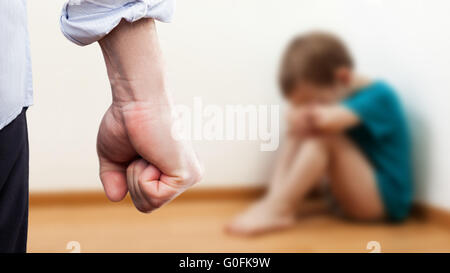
60, 0, 175, 46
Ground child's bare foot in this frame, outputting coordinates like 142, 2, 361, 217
225, 199, 296, 236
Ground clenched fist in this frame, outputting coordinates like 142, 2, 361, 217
96, 19, 202, 212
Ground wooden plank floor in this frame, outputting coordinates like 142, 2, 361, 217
28, 196, 450, 253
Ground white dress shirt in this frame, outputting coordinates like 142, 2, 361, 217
61, 0, 175, 46
0, 0, 175, 130
0, 0, 33, 130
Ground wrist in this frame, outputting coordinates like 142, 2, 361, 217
99, 18, 167, 105
108, 77, 168, 106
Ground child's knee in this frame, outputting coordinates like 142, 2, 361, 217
301, 135, 330, 154
301, 134, 350, 155
325, 134, 357, 153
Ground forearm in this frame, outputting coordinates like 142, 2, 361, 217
312, 105, 360, 133
99, 19, 167, 106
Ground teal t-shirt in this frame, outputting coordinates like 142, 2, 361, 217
342, 81, 413, 221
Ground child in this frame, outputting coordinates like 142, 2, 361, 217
226, 32, 413, 235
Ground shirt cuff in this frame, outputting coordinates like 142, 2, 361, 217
60, 0, 175, 46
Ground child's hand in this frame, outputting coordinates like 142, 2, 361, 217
126, 158, 187, 213
287, 107, 314, 136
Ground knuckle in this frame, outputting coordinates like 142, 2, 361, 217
180, 165, 204, 186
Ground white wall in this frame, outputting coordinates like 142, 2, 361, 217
28, 1, 450, 210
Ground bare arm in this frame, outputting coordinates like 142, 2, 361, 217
288, 104, 360, 136
96, 19, 202, 209
99, 19, 168, 105
310, 105, 360, 133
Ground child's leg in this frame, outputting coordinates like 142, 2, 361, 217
266, 135, 304, 193
326, 135, 384, 221
226, 134, 384, 235
226, 136, 329, 235
273, 134, 384, 221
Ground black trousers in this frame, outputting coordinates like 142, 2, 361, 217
0, 108, 29, 253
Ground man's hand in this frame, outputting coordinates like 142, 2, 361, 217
97, 102, 201, 211
96, 19, 202, 212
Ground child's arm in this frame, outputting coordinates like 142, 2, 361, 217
288, 104, 359, 135
309, 104, 360, 133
